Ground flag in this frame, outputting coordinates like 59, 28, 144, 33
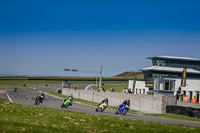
132, 78, 136, 93
181, 67, 187, 87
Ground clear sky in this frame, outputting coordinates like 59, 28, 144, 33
1, 0, 200, 77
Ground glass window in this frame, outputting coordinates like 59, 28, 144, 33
170, 81, 175, 91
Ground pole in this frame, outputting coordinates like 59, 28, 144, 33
96, 71, 98, 90
99, 65, 102, 90
64, 67, 100, 90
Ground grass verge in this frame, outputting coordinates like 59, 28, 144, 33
0, 98, 200, 133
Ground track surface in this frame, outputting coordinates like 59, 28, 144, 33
3, 90, 200, 127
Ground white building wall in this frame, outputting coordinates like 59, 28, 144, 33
174, 78, 200, 91
173, 78, 200, 100
128, 80, 149, 95
129, 78, 200, 102
128, 80, 133, 91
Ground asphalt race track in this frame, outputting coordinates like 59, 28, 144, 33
3, 90, 200, 127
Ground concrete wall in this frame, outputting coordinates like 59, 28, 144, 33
62, 88, 177, 114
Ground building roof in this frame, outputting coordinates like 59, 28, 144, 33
140, 66, 200, 74
147, 56, 200, 62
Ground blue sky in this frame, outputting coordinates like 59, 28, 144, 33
1, 0, 200, 77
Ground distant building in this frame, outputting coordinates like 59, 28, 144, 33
129, 56, 200, 103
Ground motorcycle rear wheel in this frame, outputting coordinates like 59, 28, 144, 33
61, 103, 64, 108
100, 107, 105, 112
35, 100, 40, 105
115, 111, 119, 114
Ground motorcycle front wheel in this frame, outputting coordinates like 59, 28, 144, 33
65, 103, 69, 109
122, 109, 128, 115
35, 99, 40, 105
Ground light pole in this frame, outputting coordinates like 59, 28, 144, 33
64, 66, 102, 90
99, 65, 102, 90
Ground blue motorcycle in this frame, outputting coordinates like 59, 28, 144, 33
115, 104, 130, 115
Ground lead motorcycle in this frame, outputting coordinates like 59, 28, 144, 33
95, 102, 108, 112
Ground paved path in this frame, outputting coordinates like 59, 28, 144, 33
1, 90, 200, 127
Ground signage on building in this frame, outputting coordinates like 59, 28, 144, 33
181, 67, 187, 87
145, 83, 154, 87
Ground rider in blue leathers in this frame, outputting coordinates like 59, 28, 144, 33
117, 100, 130, 111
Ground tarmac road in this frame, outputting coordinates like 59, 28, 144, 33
3, 90, 200, 127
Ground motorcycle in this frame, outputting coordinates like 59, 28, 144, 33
34, 96, 43, 105
61, 99, 72, 109
95, 102, 108, 112
115, 104, 130, 115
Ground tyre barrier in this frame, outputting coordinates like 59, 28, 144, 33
166, 105, 200, 119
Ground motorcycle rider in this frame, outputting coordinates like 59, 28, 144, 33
117, 100, 130, 111
36, 93, 44, 103
64, 94, 73, 106
97, 98, 108, 107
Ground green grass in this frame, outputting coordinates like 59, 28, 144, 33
102, 85, 128, 92
0, 80, 62, 85
0, 87, 36, 91
0, 80, 128, 85
70, 80, 128, 84
0, 98, 200, 133
71, 85, 128, 93
0, 80, 127, 93
144, 113, 200, 123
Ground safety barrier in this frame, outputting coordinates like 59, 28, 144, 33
166, 105, 200, 118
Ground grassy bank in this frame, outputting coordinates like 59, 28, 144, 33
0, 98, 200, 133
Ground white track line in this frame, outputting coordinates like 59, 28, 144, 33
5, 90, 13, 102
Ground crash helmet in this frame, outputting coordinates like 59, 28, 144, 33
70, 94, 73, 97
40, 93, 44, 98
127, 100, 130, 103
68, 97, 72, 100
105, 98, 108, 102
40, 93, 44, 97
